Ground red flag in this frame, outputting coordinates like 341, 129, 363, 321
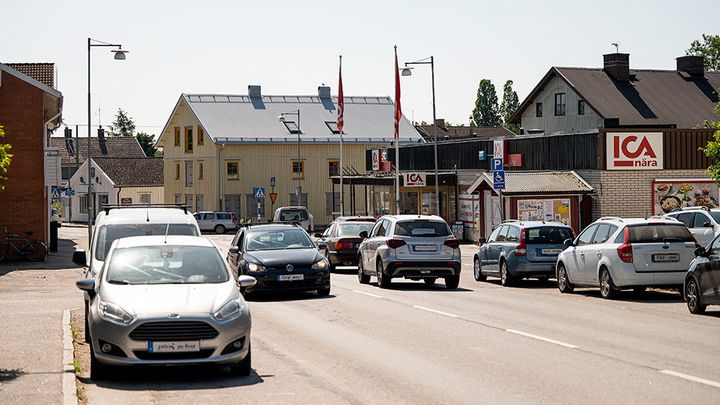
394, 47, 401, 140
338, 55, 344, 133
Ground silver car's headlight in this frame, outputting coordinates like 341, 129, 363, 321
311, 258, 329, 270
98, 299, 133, 325
247, 262, 266, 272
213, 299, 245, 322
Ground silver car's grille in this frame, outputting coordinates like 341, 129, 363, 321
129, 321, 219, 341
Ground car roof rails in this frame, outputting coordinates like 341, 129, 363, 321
678, 206, 711, 212
101, 204, 189, 215
646, 215, 674, 221
598, 216, 624, 222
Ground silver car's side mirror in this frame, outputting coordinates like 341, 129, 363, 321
76, 279, 96, 298
238, 275, 257, 288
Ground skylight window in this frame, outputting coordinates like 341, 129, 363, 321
283, 121, 301, 134
325, 121, 341, 134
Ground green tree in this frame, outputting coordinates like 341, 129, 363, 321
0, 125, 11, 191
471, 79, 501, 127
136, 132, 161, 157
110, 108, 136, 137
700, 102, 720, 184
686, 34, 720, 71
499, 80, 520, 134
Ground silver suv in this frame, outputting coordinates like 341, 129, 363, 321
357, 215, 461, 289
556, 217, 697, 299
194, 211, 239, 234
663, 207, 720, 248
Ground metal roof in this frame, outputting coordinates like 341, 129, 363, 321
170, 93, 423, 145
466, 171, 594, 195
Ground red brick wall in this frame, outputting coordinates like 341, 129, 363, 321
0, 72, 48, 244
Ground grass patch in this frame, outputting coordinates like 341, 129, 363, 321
70, 322, 79, 342
73, 360, 83, 373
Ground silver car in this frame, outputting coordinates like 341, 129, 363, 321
76, 235, 257, 380
357, 215, 461, 289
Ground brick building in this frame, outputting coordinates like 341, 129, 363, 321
0, 63, 63, 244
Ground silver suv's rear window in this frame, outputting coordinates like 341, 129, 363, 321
394, 220, 451, 237
627, 224, 693, 243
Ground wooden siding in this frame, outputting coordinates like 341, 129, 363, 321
118, 187, 164, 204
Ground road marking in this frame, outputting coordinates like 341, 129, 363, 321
659, 370, 720, 389
412, 305, 460, 318
505, 329, 578, 349
352, 290, 384, 299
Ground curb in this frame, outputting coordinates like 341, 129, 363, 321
62, 309, 78, 405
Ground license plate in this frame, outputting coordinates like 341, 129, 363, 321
652, 254, 679, 263
278, 274, 304, 281
412, 244, 437, 252
541, 249, 562, 255
148, 341, 200, 353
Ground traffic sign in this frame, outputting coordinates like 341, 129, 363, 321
478, 150, 486, 161
491, 158, 503, 172
269, 193, 278, 204
493, 170, 505, 190
270, 177, 276, 187
51, 187, 61, 200
253, 187, 265, 199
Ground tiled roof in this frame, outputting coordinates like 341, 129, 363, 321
467, 171, 594, 194
6, 63, 55, 88
93, 158, 163, 186
50, 136, 146, 165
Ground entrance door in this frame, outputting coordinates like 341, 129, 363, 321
484, 191, 502, 237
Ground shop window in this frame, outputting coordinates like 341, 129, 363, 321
197, 126, 205, 145
535, 102, 543, 118
174, 127, 180, 146
292, 160, 304, 179
554, 93, 566, 116
227, 161, 239, 180
328, 160, 339, 177
184, 127, 193, 153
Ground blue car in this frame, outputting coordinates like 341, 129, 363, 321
474, 220, 574, 286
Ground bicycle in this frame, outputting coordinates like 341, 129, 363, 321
0, 228, 47, 263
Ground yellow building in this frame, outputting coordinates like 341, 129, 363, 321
156, 86, 423, 227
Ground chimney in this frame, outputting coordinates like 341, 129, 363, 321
318, 86, 331, 99
603, 53, 630, 82
434, 118, 445, 129
97, 127, 107, 155
248, 85, 261, 98
676, 55, 704, 77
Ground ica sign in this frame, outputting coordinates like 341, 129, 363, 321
404, 172, 427, 187
606, 132, 663, 170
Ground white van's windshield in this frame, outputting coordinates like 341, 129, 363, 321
94, 224, 199, 261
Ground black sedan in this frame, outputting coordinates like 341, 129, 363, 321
684, 241, 720, 314
226, 224, 331, 297
315, 221, 375, 270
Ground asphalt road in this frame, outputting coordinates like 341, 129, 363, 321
70, 231, 720, 404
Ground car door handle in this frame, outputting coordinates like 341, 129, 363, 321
596, 252, 602, 258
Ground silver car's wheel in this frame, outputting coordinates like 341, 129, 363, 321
557, 263, 574, 293
473, 258, 487, 281
685, 278, 706, 314
215, 224, 226, 234
358, 258, 370, 284
376, 259, 391, 289
599, 268, 617, 299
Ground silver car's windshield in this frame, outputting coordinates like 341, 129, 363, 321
95, 224, 198, 261
105, 245, 229, 285
245, 229, 314, 251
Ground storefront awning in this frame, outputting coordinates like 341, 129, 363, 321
466, 171, 594, 195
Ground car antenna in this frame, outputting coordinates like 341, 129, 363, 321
146, 209, 150, 222
164, 223, 170, 244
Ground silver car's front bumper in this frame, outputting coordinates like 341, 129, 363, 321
89, 310, 251, 367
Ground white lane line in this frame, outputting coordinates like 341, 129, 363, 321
412, 305, 460, 318
659, 370, 720, 389
352, 290, 385, 299
505, 329, 578, 349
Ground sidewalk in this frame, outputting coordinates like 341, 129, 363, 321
0, 230, 85, 404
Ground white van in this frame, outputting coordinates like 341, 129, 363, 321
272, 206, 314, 232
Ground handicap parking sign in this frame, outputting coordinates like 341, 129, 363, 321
493, 170, 505, 190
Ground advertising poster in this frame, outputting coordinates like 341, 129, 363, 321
652, 179, 719, 214
517, 199, 570, 225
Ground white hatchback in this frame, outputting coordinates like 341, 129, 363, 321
555, 217, 697, 299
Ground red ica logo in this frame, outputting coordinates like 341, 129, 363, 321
407, 173, 424, 185
613, 135, 658, 167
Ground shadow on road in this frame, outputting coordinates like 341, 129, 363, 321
0, 368, 25, 382
247, 290, 337, 302
572, 288, 683, 303
0, 238, 83, 276
480, 278, 557, 289
80, 365, 264, 391
372, 281, 474, 292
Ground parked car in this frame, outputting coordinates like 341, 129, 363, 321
75, 235, 257, 380
194, 211, 239, 234
225, 224, 330, 297
315, 221, 375, 270
556, 217, 697, 299
474, 220, 574, 286
73, 205, 201, 343
683, 234, 720, 314
357, 215, 461, 289
664, 206, 720, 248
272, 206, 314, 232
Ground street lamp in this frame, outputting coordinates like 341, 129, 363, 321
87, 38, 128, 248
278, 110, 302, 204
402, 56, 440, 217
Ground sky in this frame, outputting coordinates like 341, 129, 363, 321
2, 0, 719, 135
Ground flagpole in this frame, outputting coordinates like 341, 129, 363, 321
338, 55, 344, 217
394, 45, 401, 215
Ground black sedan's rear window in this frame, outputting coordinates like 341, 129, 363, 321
526, 226, 574, 244
628, 224, 694, 243
394, 220, 451, 237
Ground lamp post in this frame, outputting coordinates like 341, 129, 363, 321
278, 110, 302, 204
401, 56, 440, 216
87, 38, 128, 248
